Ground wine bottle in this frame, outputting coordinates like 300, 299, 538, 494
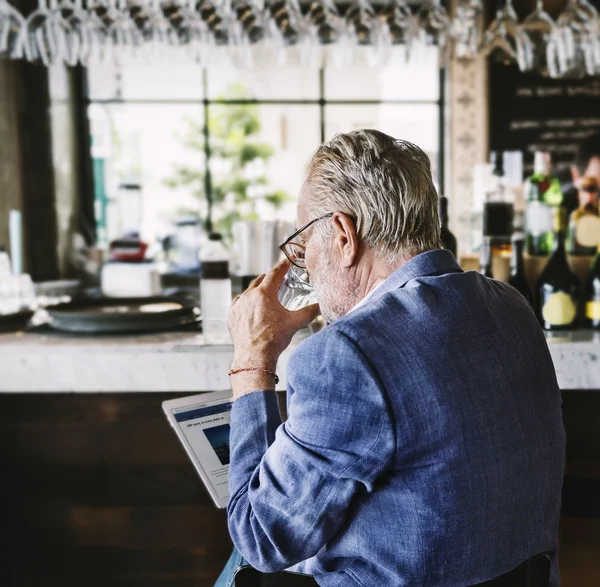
525, 151, 562, 257
536, 207, 581, 331
567, 176, 600, 256
585, 243, 600, 329
483, 151, 513, 255
480, 236, 493, 278
439, 196, 457, 257
509, 237, 533, 307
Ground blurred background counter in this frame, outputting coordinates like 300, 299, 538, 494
0, 328, 598, 392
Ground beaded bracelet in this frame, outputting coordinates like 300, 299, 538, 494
228, 366, 280, 385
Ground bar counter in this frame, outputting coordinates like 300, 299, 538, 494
0, 328, 598, 587
0, 328, 599, 392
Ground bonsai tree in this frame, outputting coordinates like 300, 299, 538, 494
166, 83, 290, 238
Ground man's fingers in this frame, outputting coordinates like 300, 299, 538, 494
290, 303, 320, 329
261, 258, 291, 293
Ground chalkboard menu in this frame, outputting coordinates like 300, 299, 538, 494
489, 63, 600, 177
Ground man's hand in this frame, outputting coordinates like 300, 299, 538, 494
228, 258, 319, 398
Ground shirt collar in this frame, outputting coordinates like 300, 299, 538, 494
348, 249, 462, 313
349, 280, 386, 314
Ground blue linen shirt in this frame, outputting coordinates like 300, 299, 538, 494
227, 250, 565, 587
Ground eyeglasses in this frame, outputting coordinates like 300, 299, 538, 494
279, 212, 334, 269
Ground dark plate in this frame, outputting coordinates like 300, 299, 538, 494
47, 297, 201, 334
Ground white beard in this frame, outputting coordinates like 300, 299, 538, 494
310, 247, 360, 324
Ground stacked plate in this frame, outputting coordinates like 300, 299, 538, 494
47, 297, 201, 334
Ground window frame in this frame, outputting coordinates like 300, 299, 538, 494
79, 66, 446, 237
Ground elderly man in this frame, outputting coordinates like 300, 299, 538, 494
222, 130, 565, 586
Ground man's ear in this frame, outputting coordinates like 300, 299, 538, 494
331, 213, 358, 268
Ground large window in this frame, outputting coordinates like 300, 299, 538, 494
85, 53, 443, 246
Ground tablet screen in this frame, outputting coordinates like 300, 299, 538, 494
171, 398, 233, 500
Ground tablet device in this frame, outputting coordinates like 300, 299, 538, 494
162, 390, 233, 509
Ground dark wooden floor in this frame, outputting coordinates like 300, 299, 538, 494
0, 391, 598, 587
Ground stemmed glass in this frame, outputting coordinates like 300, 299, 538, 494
266, 0, 304, 47
198, 0, 230, 47
24, 0, 61, 65
264, 0, 314, 66
55, 0, 90, 66
521, 0, 566, 78
451, 0, 482, 61
345, 0, 387, 66
306, 0, 343, 46
480, 0, 533, 71
135, 0, 178, 61
232, 0, 265, 45
0, 0, 26, 59
306, 0, 347, 67
416, 0, 451, 64
81, 0, 112, 65
380, 0, 413, 47
107, 0, 144, 63
557, 0, 599, 77
164, 0, 209, 63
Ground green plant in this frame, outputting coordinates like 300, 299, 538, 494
165, 84, 290, 239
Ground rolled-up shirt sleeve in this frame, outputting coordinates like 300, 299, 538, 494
227, 327, 395, 573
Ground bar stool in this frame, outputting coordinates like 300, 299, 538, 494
233, 553, 551, 587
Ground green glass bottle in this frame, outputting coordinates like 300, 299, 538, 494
525, 151, 562, 257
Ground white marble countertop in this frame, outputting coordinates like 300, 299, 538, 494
0, 328, 598, 392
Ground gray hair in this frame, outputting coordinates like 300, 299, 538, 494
305, 129, 441, 262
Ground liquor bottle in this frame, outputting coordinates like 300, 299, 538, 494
480, 236, 493, 278
536, 207, 581, 331
525, 151, 562, 257
567, 176, 600, 256
483, 151, 513, 255
439, 196, 457, 257
585, 243, 600, 329
509, 237, 533, 307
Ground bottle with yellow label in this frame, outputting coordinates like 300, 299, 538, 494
567, 176, 600, 256
536, 207, 581, 331
585, 243, 600, 328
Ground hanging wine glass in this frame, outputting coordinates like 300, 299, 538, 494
345, 0, 375, 46
416, 0, 450, 64
379, 0, 414, 49
24, 0, 61, 65
264, 0, 313, 66
55, 0, 90, 66
198, 0, 229, 46
266, 0, 303, 46
0, 0, 26, 59
163, 0, 208, 63
306, 0, 342, 46
309, 0, 351, 67
451, 0, 482, 61
480, 0, 533, 71
131, 0, 177, 61
556, 0, 597, 78
107, 0, 144, 63
345, 0, 387, 66
82, 0, 113, 65
521, 0, 567, 78
232, 0, 265, 45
